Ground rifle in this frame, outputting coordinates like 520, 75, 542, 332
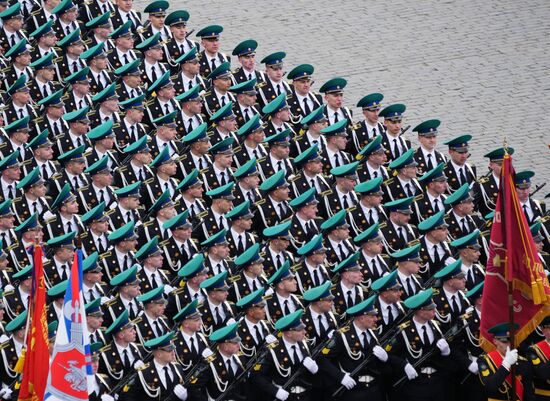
392, 313, 470, 389
163, 350, 217, 401
530, 182, 546, 198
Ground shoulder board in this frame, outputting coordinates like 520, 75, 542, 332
228, 274, 240, 283
117, 166, 128, 172
257, 157, 266, 163
143, 220, 155, 227
50, 173, 63, 180
44, 216, 57, 224
143, 178, 154, 185
2, 290, 14, 296
104, 208, 116, 216
99, 250, 112, 259
288, 174, 300, 183
339, 325, 350, 333
254, 199, 266, 206
100, 344, 111, 352
197, 210, 209, 219
105, 298, 118, 306
378, 221, 387, 228
132, 316, 143, 324
320, 189, 333, 197
77, 185, 90, 192
383, 178, 394, 186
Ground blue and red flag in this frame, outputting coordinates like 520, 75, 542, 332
44, 248, 93, 401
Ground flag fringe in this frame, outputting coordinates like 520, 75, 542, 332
14, 348, 26, 373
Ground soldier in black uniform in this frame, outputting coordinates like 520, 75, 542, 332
255, 171, 293, 239
294, 235, 330, 296
320, 77, 355, 138
515, 170, 546, 226
176, 85, 206, 141
197, 183, 234, 243
85, 120, 120, 172
391, 244, 424, 300
526, 316, 550, 401
202, 62, 235, 119
89, 86, 121, 132
232, 159, 262, 208
288, 188, 321, 251
231, 39, 265, 85
44, 231, 78, 288
134, 286, 171, 345
3, 76, 37, 129
319, 120, 353, 176
256, 52, 291, 111
331, 251, 366, 316
416, 210, 453, 281
0, 151, 23, 203
302, 281, 338, 349
321, 161, 359, 225
108, 182, 143, 231
265, 261, 303, 325
135, 236, 173, 295
286, 64, 323, 134
416, 163, 449, 224
444, 183, 485, 243
111, 0, 142, 33
101, 221, 138, 282
449, 230, 486, 291
82, 251, 109, 304
63, 68, 93, 114
290, 104, 328, 158
233, 115, 267, 170
0, 3, 26, 54
8, 214, 41, 272
290, 144, 333, 200
172, 47, 207, 95
320, 208, 357, 268
442, 135, 477, 193
251, 309, 320, 401
162, 10, 199, 68
354, 223, 390, 289
109, 22, 139, 76
261, 221, 295, 278
228, 243, 268, 303
412, 119, 446, 177
384, 149, 422, 211
196, 24, 230, 80
230, 78, 261, 129
175, 169, 207, 223
371, 270, 407, 336
351, 93, 385, 154
197, 271, 237, 335
225, 200, 257, 258
14, 166, 52, 225
350, 177, 388, 238
112, 135, 154, 189
378, 103, 410, 163
83, 12, 113, 48
55, 28, 87, 81
3, 41, 34, 96
160, 210, 198, 278
28, 53, 61, 104
166, 254, 208, 318
258, 128, 295, 182
138, 1, 171, 42
82, 43, 114, 97
28, 20, 58, 64
261, 93, 296, 143
201, 136, 236, 193
0, 310, 27, 387
89, 342, 116, 401
3, 265, 32, 323
319, 294, 396, 401
114, 94, 148, 154
45, 279, 68, 324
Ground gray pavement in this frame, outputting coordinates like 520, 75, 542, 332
136, 0, 550, 191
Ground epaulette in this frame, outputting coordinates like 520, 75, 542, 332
264, 294, 273, 300
254, 199, 266, 206
12, 196, 22, 203
290, 263, 301, 272
143, 220, 155, 227
0, 143, 6, 149
53, 57, 63, 63
383, 178, 394, 186
197, 210, 208, 219
143, 178, 154, 185
320, 189, 332, 197
199, 167, 209, 174
99, 344, 111, 352
104, 208, 116, 216
50, 172, 62, 180
0, 341, 10, 350
30, 9, 41, 15
175, 154, 187, 162
105, 298, 118, 306
2, 290, 14, 297
159, 239, 170, 247
132, 316, 143, 324
378, 221, 387, 228
407, 239, 420, 246
116, 166, 128, 172
228, 274, 240, 283
233, 145, 242, 153
288, 174, 300, 183
99, 250, 112, 259
77, 185, 90, 192
44, 216, 57, 224
339, 325, 350, 333
257, 157, 266, 163
112, 123, 120, 129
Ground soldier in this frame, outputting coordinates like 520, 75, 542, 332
171, 299, 210, 399
82, 251, 109, 303
175, 169, 207, 222
531, 221, 550, 272
88, 342, 116, 401
321, 162, 359, 221
86, 298, 108, 346
80, 0, 113, 30
290, 144, 333, 199
416, 163, 449, 222
3, 75, 38, 127
45, 184, 84, 240
0, 310, 27, 387
331, 252, 366, 315
526, 316, 550, 400
9, 214, 41, 271
261, 93, 295, 142
225, 200, 257, 258
103, 266, 143, 329
28, 21, 58, 64
477, 322, 525, 401
230, 78, 260, 128
82, 43, 114, 97
111, 0, 142, 33
135, 237, 173, 295
379, 103, 410, 162
198, 271, 237, 334
198, 184, 235, 242
1, 120, 32, 164
286, 64, 323, 133
3, 266, 32, 322
207, 104, 239, 147
321, 209, 357, 267
203, 63, 235, 118
45, 279, 67, 323
291, 105, 328, 158
114, 59, 145, 103
258, 129, 295, 181
235, 287, 273, 360
28, 53, 61, 104
137, 190, 178, 247
196, 24, 229, 79
319, 295, 394, 401
172, 48, 207, 95
3, 41, 34, 96
83, 13, 113, 50
354, 223, 390, 289
251, 309, 320, 400
232, 158, 262, 205
351, 93, 385, 154
319, 120, 353, 175
294, 234, 330, 295
320, 77, 354, 131
229, 243, 268, 303
355, 137, 388, 185
134, 286, 171, 344
0, 3, 26, 54
114, 95, 148, 153
391, 244, 424, 299
302, 281, 338, 347
473, 147, 514, 217
55, 28, 87, 81
515, 170, 545, 225
85, 126, 119, 177
371, 270, 407, 336
265, 261, 302, 324
432, 259, 470, 331
260, 221, 294, 278
231, 39, 265, 85
146, 78, 181, 134
0, 200, 16, 256
43, 231, 77, 288
23, 131, 59, 184
80, 203, 110, 258
442, 135, 477, 193
350, 177, 388, 238
449, 230, 486, 291
444, 183, 484, 242
417, 210, 453, 281
255, 173, 292, 240
176, 86, 206, 140
163, 10, 199, 66
166, 254, 208, 317
412, 119, 446, 176
143, 148, 179, 209
161, 210, 199, 277
54, 107, 90, 159
135, 33, 168, 89
0, 245, 11, 291
139, 1, 171, 42
51, 0, 80, 38
201, 138, 236, 195
288, 188, 321, 249
112, 135, 154, 188
201, 229, 234, 277
102, 221, 138, 281
256, 52, 291, 111
385, 149, 422, 205
100, 309, 145, 382
13, 167, 51, 224
108, 22, 139, 73
108, 182, 143, 231
389, 288, 453, 401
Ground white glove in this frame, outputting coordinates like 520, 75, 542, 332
404, 363, 418, 380
3, 284, 14, 292
266, 334, 277, 344
468, 360, 479, 374
275, 388, 289, 401
372, 345, 388, 362
502, 347, 518, 370
327, 329, 335, 339
164, 285, 175, 294
173, 384, 188, 401
340, 373, 356, 390
436, 338, 451, 356
0, 335, 9, 343
302, 356, 318, 374
133, 359, 145, 370
0, 388, 13, 399
101, 395, 115, 401
227, 318, 237, 325
202, 348, 214, 359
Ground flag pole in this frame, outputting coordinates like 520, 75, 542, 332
501, 138, 517, 400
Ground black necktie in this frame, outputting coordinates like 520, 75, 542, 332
276, 84, 282, 96
99, 189, 105, 203
387, 305, 394, 324
189, 337, 198, 356
318, 315, 327, 337
367, 209, 374, 225
283, 299, 291, 315
433, 198, 440, 213
523, 204, 530, 222
303, 98, 311, 115
405, 183, 414, 197
150, 272, 158, 288
254, 324, 264, 343
128, 301, 136, 319
333, 112, 339, 123
422, 325, 431, 345
9, 34, 16, 46
154, 320, 163, 337
7, 185, 14, 199
53, 121, 61, 136
406, 277, 414, 296
214, 306, 222, 324
278, 203, 286, 218
277, 160, 283, 172
371, 259, 380, 276
426, 154, 434, 171
219, 171, 227, 185
338, 243, 347, 260
187, 118, 194, 133
306, 221, 315, 236
32, 201, 39, 214
312, 268, 321, 287
243, 108, 250, 122
42, 163, 49, 179
164, 104, 171, 115
398, 227, 407, 244
432, 244, 441, 264
276, 254, 283, 268
60, 265, 68, 281
210, 59, 217, 71
123, 255, 130, 269
237, 234, 244, 254
334, 153, 340, 167
130, 126, 137, 142
309, 178, 316, 189
346, 290, 354, 307
138, 169, 145, 181
451, 294, 460, 314
459, 167, 467, 185
219, 215, 225, 230
372, 126, 377, 138
291, 345, 300, 364
123, 53, 130, 65
126, 211, 132, 222
342, 195, 350, 209
461, 218, 469, 233
392, 139, 400, 158
163, 366, 173, 389
362, 332, 370, 349
122, 349, 131, 368
220, 96, 226, 106
150, 65, 157, 83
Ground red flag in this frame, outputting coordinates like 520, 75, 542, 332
480, 153, 550, 351
17, 244, 50, 401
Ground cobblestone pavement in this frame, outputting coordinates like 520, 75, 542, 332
136, 0, 550, 191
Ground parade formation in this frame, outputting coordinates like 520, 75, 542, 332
0, 0, 548, 400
